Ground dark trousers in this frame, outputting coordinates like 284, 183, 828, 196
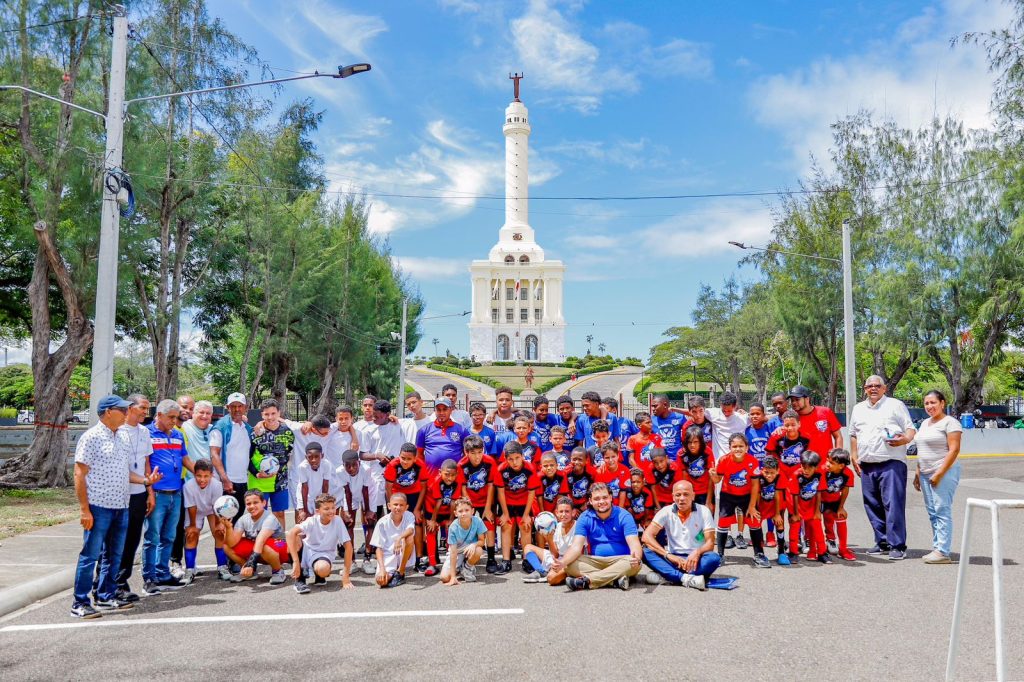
171, 493, 186, 563
115, 491, 149, 590
223, 483, 247, 522
861, 459, 908, 551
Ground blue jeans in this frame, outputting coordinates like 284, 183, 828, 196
74, 505, 128, 604
643, 547, 722, 583
920, 462, 961, 555
143, 490, 181, 582
860, 459, 908, 551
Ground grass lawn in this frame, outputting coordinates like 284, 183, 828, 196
647, 381, 757, 393
0, 487, 79, 540
469, 365, 572, 391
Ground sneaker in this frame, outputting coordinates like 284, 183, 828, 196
314, 574, 327, 585
765, 533, 778, 548
415, 557, 430, 573
615, 575, 630, 591
888, 549, 906, 561
839, 549, 857, 561
777, 553, 792, 566
681, 574, 706, 591
461, 562, 477, 583
827, 540, 839, 555
94, 597, 133, 611
923, 550, 952, 564
494, 560, 512, 575
734, 535, 748, 550
70, 602, 102, 619
217, 565, 233, 581
867, 542, 891, 555
786, 552, 800, 564
169, 561, 184, 579
182, 568, 195, 585
644, 572, 663, 585
231, 571, 255, 583
799, 539, 809, 554
566, 575, 590, 591
115, 588, 140, 603
361, 559, 376, 576
485, 558, 499, 574
752, 553, 771, 568
141, 581, 163, 596
438, 536, 448, 553
156, 576, 187, 590
522, 574, 545, 583
269, 570, 286, 585
387, 572, 406, 588
294, 580, 311, 594
521, 559, 534, 574
724, 535, 736, 549
806, 552, 819, 561
423, 565, 437, 577
818, 553, 833, 564
229, 563, 241, 575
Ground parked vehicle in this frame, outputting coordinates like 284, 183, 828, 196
17, 410, 34, 424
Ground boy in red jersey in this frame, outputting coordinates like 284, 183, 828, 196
678, 425, 716, 514
766, 410, 810, 486
544, 426, 572, 472
563, 447, 595, 516
710, 433, 770, 568
822, 448, 856, 561
595, 442, 630, 506
643, 448, 681, 509
626, 412, 660, 468
456, 434, 498, 573
422, 459, 460, 576
791, 450, 830, 563
754, 457, 791, 566
495, 441, 536, 575
532, 452, 568, 515
624, 467, 655, 529
383, 443, 429, 571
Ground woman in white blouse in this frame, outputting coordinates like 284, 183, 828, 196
912, 390, 963, 564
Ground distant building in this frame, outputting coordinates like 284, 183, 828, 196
468, 75, 566, 362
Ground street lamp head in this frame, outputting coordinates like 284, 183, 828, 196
728, 241, 747, 249
337, 63, 372, 78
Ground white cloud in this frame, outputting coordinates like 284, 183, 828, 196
749, 0, 1013, 172
563, 233, 620, 249
438, 0, 481, 14
545, 137, 663, 170
392, 256, 467, 281
636, 201, 775, 257
294, 1, 387, 60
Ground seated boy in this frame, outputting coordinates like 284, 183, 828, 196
222, 489, 288, 585
182, 459, 226, 583
287, 493, 354, 594
370, 493, 416, 588
441, 497, 487, 585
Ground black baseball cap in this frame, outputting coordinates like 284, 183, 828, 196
787, 385, 811, 399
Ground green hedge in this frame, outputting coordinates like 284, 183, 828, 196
633, 376, 654, 399
426, 364, 504, 390
490, 361, 574, 368
534, 363, 616, 395
0, 407, 16, 419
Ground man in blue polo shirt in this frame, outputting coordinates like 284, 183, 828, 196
143, 399, 195, 594
415, 398, 468, 476
552, 482, 642, 590
650, 395, 687, 461
572, 391, 620, 449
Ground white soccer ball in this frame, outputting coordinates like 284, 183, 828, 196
534, 511, 557, 534
259, 456, 280, 476
214, 495, 239, 519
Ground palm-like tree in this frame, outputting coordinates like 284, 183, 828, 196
586, 334, 594, 355
432, 338, 439, 357
598, 342, 606, 354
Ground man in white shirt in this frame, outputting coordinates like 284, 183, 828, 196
114, 393, 154, 603
361, 399, 408, 574
401, 391, 433, 442
209, 393, 253, 521
640, 480, 721, 590
848, 375, 916, 561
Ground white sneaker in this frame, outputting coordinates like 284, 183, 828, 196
644, 572, 662, 585
461, 562, 478, 583
170, 562, 185, 580
182, 568, 195, 585
923, 550, 952, 564
827, 540, 839, 555
682, 574, 706, 591
217, 565, 232, 581
269, 570, 287, 585
361, 559, 376, 576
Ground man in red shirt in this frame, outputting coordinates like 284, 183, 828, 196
787, 385, 842, 460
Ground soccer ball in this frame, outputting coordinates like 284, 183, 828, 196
534, 511, 557, 535
258, 456, 280, 476
214, 495, 239, 519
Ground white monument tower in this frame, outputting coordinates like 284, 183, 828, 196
469, 74, 566, 363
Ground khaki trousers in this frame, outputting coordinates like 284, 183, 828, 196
566, 554, 640, 588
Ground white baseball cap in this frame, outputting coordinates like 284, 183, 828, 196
226, 392, 247, 406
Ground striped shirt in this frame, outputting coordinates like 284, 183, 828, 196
148, 423, 189, 492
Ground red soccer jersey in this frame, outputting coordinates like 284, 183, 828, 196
425, 475, 459, 516
565, 467, 596, 507
791, 470, 825, 514
383, 457, 426, 495
644, 462, 682, 506
678, 450, 716, 495
595, 464, 631, 502
766, 433, 810, 482
456, 454, 496, 508
496, 461, 536, 507
543, 448, 572, 472
627, 432, 662, 465
624, 486, 654, 523
798, 406, 841, 461
715, 454, 761, 496
532, 472, 568, 512
755, 474, 783, 518
821, 466, 854, 503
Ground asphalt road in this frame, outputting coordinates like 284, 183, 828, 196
2, 457, 1022, 681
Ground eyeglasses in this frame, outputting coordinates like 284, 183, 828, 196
864, 384, 883, 389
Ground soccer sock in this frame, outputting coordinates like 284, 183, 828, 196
486, 545, 495, 562
789, 520, 802, 555
812, 521, 827, 555
836, 518, 849, 551
184, 548, 197, 570
426, 529, 439, 565
716, 530, 728, 556
767, 518, 775, 534
524, 550, 546, 575
750, 528, 765, 554
214, 548, 228, 567
824, 511, 837, 541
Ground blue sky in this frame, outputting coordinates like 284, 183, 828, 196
190, 1, 1008, 360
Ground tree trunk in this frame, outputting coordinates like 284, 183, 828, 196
312, 353, 339, 417
270, 351, 290, 415
729, 357, 742, 405
239, 316, 260, 394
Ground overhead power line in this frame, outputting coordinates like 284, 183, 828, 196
1, 13, 98, 34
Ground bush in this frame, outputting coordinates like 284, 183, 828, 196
633, 377, 653, 399
0, 406, 16, 419
534, 363, 616, 395
429, 356, 447, 365
427, 364, 504, 390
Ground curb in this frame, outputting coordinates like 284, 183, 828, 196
0, 567, 74, 618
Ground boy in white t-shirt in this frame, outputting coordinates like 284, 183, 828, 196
332, 449, 374, 557
182, 459, 226, 583
521, 496, 577, 586
287, 493, 354, 594
294, 442, 332, 523
639, 480, 721, 590
370, 493, 415, 588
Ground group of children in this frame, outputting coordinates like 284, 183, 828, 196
175, 397, 858, 592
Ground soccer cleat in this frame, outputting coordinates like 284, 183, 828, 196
786, 552, 800, 564
521, 559, 534, 574
156, 577, 186, 590
566, 576, 590, 591
485, 558, 499, 574
423, 565, 437, 577
217, 565, 233, 581
269, 570, 287, 585
615, 575, 630, 591
839, 549, 857, 561
461, 562, 478, 583
681, 574, 706, 591
493, 560, 512, 575
314, 574, 327, 585
294, 580, 311, 594
888, 549, 906, 561
387, 572, 407, 588
734, 535, 748, 550
819, 553, 833, 564
94, 597, 133, 611
415, 557, 430, 573
827, 540, 839, 555
777, 553, 792, 566
141, 581, 163, 596
765, 533, 778, 548
644, 572, 663, 585
752, 553, 771, 568
115, 588, 140, 603
70, 602, 102, 619
922, 550, 952, 564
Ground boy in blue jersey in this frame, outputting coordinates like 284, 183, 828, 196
745, 403, 775, 545
650, 395, 687, 461
544, 425, 572, 471
574, 392, 619, 449
468, 402, 498, 456
532, 396, 560, 452
555, 396, 579, 446
605, 397, 637, 462
766, 393, 788, 431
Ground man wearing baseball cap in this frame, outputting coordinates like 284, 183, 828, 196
71, 395, 162, 618
415, 397, 468, 476
210, 392, 253, 523
786, 385, 843, 460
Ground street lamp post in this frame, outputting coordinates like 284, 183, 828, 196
690, 359, 698, 394
729, 229, 856, 417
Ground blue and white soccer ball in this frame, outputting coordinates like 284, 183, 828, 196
534, 511, 557, 535
258, 456, 280, 476
214, 495, 239, 519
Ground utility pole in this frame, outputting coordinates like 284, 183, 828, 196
842, 219, 856, 418
398, 298, 408, 410
88, 8, 128, 423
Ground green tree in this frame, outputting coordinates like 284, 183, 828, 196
0, 364, 33, 408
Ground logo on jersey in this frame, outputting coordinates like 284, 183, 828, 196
800, 477, 818, 500
686, 457, 706, 478
465, 467, 488, 491
816, 419, 828, 432
780, 444, 804, 466
630, 493, 646, 514
543, 478, 561, 501
728, 469, 749, 487
522, 445, 537, 462
396, 468, 418, 487
827, 473, 846, 493
571, 476, 589, 498
440, 482, 456, 506
449, 430, 463, 443
505, 471, 528, 491
654, 468, 674, 488
554, 451, 570, 470
639, 443, 655, 462
607, 477, 621, 496
760, 480, 777, 501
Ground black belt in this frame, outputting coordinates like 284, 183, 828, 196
154, 488, 180, 494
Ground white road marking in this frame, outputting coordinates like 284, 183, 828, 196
0, 608, 525, 632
